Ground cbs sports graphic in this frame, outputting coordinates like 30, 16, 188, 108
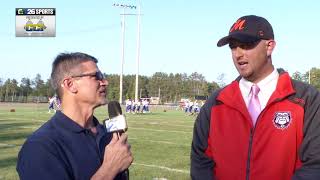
16, 8, 56, 37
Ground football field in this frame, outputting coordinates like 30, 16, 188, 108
0, 103, 195, 180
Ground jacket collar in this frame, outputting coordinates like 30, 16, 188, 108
217, 69, 295, 118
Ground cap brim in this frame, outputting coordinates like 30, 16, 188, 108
217, 34, 260, 47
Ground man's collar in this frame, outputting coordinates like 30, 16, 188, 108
239, 69, 279, 97
52, 111, 103, 133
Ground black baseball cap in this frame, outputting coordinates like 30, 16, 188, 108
217, 15, 274, 47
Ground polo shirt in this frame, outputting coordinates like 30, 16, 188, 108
17, 111, 124, 180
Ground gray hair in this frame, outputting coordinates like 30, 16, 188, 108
50, 52, 98, 99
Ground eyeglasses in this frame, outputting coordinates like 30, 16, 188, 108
71, 71, 105, 81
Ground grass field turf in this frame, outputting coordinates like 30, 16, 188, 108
0, 103, 195, 180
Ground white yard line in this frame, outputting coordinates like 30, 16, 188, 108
129, 137, 190, 146
4, 126, 38, 130
0, 117, 46, 122
0, 143, 20, 147
0, 111, 46, 115
128, 121, 193, 128
129, 127, 191, 134
132, 162, 189, 174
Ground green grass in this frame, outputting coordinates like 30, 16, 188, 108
0, 103, 195, 180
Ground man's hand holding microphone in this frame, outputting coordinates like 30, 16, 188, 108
92, 101, 133, 180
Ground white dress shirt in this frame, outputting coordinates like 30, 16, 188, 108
239, 69, 279, 111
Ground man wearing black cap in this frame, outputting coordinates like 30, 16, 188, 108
191, 15, 320, 180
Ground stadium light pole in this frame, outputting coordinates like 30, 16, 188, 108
134, 0, 142, 102
113, 3, 137, 104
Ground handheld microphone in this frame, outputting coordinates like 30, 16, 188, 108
104, 101, 128, 133
104, 101, 129, 180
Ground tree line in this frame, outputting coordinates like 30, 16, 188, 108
0, 72, 220, 103
1, 68, 319, 103
291, 67, 320, 90
106, 72, 220, 103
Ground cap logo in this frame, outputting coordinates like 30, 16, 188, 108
230, 19, 246, 32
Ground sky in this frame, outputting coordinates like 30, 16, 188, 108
1, 0, 320, 84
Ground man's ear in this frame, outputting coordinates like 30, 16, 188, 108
266, 40, 276, 56
61, 78, 78, 94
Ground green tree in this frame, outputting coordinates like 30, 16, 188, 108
179, 73, 190, 99
21, 77, 33, 98
45, 78, 55, 97
189, 72, 208, 97
207, 81, 220, 95
4, 71, 223, 103
172, 73, 185, 102
3, 79, 15, 101
147, 72, 169, 103
291, 71, 304, 82
32, 74, 46, 99
123, 75, 136, 100
106, 74, 120, 101
10, 79, 19, 101
309, 67, 320, 90
136, 75, 149, 99
0, 78, 3, 101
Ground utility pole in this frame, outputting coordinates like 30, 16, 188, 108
158, 87, 161, 104
113, 3, 137, 104
134, 0, 142, 102
309, 68, 311, 84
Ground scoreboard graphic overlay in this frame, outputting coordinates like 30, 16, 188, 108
16, 8, 56, 37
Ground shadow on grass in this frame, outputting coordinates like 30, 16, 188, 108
0, 122, 41, 131
0, 156, 17, 169
0, 145, 21, 150
0, 131, 32, 143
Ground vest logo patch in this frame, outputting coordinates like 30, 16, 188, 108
273, 112, 291, 130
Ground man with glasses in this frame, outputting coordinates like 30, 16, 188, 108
17, 52, 133, 180
191, 15, 320, 180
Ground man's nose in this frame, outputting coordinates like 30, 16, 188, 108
233, 47, 244, 59
100, 79, 108, 86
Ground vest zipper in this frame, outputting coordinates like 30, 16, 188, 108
245, 98, 284, 180
246, 128, 254, 180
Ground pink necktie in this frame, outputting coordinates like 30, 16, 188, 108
248, 85, 261, 126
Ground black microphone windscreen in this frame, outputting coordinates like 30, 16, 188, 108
108, 101, 122, 119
